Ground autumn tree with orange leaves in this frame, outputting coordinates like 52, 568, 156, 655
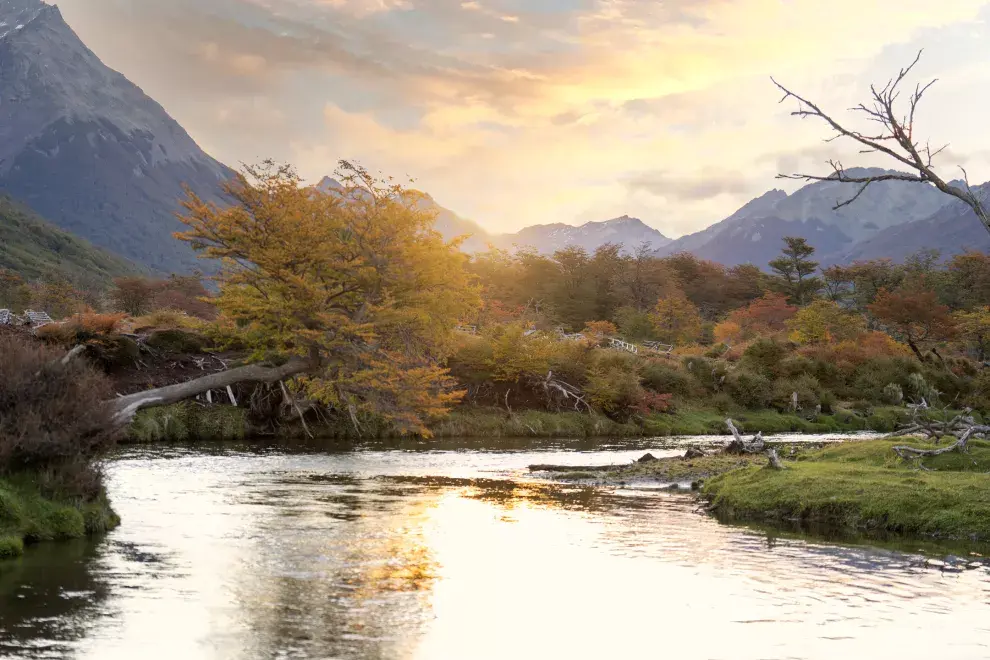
113, 161, 479, 435
869, 280, 956, 362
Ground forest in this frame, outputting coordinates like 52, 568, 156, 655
3, 163, 989, 441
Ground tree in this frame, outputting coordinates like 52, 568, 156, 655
768, 237, 822, 306
651, 288, 703, 345
111, 276, 160, 316
773, 51, 990, 237
725, 292, 797, 339
869, 280, 956, 361
115, 160, 480, 435
954, 307, 990, 362
786, 299, 865, 345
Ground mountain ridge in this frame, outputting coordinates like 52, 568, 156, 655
0, 0, 233, 274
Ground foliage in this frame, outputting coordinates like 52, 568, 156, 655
584, 351, 644, 420
177, 160, 480, 436
651, 288, 703, 345
953, 307, 990, 361
769, 237, 822, 305
726, 370, 773, 409
0, 335, 117, 499
641, 362, 698, 397
0, 195, 136, 288
869, 279, 956, 359
786, 299, 865, 345
724, 293, 797, 339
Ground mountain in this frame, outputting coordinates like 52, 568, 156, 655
0, 194, 139, 284
660, 169, 956, 268
495, 216, 671, 255
839, 184, 990, 264
314, 176, 494, 252
0, 0, 233, 274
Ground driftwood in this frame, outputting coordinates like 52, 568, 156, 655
890, 405, 990, 461
725, 418, 782, 470
110, 358, 312, 425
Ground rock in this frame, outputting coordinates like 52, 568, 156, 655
683, 447, 706, 459
636, 452, 658, 463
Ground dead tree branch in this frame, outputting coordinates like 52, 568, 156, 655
772, 50, 990, 236
110, 358, 312, 425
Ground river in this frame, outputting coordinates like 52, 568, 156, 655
1, 435, 989, 659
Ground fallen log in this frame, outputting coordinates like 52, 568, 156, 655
109, 358, 312, 425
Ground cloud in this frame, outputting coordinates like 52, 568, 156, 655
625, 170, 758, 201
52, 0, 990, 238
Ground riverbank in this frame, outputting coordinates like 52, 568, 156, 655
125, 403, 910, 443
0, 475, 119, 559
703, 438, 990, 542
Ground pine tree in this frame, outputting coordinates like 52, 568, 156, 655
768, 236, 822, 306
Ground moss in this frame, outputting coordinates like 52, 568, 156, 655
704, 438, 990, 541
0, 475, 118, 559
126, 403, 247, 443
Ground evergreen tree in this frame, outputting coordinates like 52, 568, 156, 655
768, 237, 822, 306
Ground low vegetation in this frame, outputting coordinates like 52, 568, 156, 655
704, 438, 990, 541
0, 333, 120, 557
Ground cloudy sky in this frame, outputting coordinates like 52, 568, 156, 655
55, 0, 990, 237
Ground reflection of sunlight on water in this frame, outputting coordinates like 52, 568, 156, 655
412, 487, 990, 660
2, 445, 990, 660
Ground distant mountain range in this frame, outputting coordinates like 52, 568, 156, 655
0, 0, 986, 279
0, 0, 232, 274
655, 169, 968, 268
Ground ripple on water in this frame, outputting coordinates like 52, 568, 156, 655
0, 440, 988, 660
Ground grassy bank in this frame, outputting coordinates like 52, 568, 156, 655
0, 475, 119, 559
704, 439, 990, 542
123, 402, 910, 443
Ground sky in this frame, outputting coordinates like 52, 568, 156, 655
55, 0, 990, 238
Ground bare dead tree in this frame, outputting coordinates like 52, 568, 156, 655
771, 50, 990, 236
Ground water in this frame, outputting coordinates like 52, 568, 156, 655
2, 435, 990, 659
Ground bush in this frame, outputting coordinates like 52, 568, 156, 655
850, 357, 917, 401
641, 362, 697, 397
146, 329, 206, 354
881, 383, 904, 405
740, 339, 787, 379
726, 370, 773, 409
682, 356, 728, 393
771, 374, 821, 411
0, 335, 117, 498
585, 350, 644, 420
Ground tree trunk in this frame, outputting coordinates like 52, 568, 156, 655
110, 358, 313, 425
907, 338, 925, 362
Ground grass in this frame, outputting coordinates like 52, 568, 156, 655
126, 403, 248, 443
704, 438, 990, 542
0, 474, 119, 559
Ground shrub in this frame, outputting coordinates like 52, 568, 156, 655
850, 356, 917, 401
133, 308, 203, 331
0, 335, 117, 498
771, 374, 821, 411
641, 362, 698, 397
585, 356, 643, 420
682, 356, 727, 393
710, 392, 736, 414
740, 339, 787, 379
726, 370, 773, 409
881, 383, 904, 405
146, 329, 206, 354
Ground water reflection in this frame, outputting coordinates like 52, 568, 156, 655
0, 442, 987, 659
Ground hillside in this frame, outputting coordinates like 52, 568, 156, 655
495, 215, 670, 255
0, 194, 138, 283
0, 0, 233, 274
